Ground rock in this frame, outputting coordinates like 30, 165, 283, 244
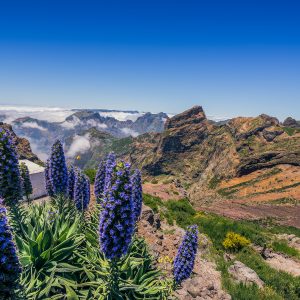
237, 151, 300, 176
283, 117, 300, 128
228, 261, 264, 288
262, 128, 284, 142
0, 123, 41, 164
157, 233, 164, 239
141, 205, 155, 226
156, 239, 162, 246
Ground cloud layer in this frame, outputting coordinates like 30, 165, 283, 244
66, 134, 91, 158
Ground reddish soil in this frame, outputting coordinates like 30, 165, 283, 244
143, 182, 184, 201
219, 164, 300, 201
201, 200, 300, 228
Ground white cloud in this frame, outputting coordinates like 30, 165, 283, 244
60, 117, 108, 130
25, 137, 49, 161
121, 128, 139, 137
21, 122, 47, 131
207, 115, 230, 121
60, 116, 82, 128
99, 111, 144, 122
66, 134, 91, 158
0, 105, 73, 123
86, 119, 108, 129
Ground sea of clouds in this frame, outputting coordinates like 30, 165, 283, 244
0, 105, 145, 124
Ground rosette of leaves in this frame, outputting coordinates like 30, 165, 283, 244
16, 200, 86, 299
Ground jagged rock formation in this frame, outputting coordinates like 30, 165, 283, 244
0, 122, 41, 163
283, 117, 300, 128
116, 106, 300, 204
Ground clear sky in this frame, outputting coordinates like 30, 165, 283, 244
0, 0, 299, 119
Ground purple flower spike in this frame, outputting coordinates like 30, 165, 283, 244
0, 128, 23, 205
94, 160, 105, 203
99, 161, 134, 260
131, 169, 143, 224
49, 140, 68, 196
74, 169, 90, 211
0, 199, 22, 297
173, 225, 198, 285
104, 152, 116, 193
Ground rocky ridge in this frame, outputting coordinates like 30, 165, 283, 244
0, 122, 41, 164
119, 106, 300, 205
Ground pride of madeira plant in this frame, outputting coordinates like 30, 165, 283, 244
0, 135, 198, 299
0, 128, 23, 206
48, 139, 68, 196
99, 159, 135, 297
0, 198, 22, 299
173, 225, 199, 286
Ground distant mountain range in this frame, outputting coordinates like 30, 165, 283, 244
1, 105, 300, 207
0, 108, 168, 160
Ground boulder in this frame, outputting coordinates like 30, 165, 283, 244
228, 261, 264, 288
283, 117, 300, 128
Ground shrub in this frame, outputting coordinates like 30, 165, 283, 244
20, 162, 33, 203
85, 168, 97, 184
222, 232, 251, 251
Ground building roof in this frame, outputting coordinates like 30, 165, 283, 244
19, 159, 45, 174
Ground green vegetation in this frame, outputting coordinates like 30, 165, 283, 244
144, 193, 300, 299
236, 248, 300, 299
11, 196, 172, 299
208, 176, 221, 189
271, 240, 300, 260
84, 168, 96, 183
218, 257, 282, 300
259, 197, 300, 206
222, 232, 251, 251
283, 127, 300, 136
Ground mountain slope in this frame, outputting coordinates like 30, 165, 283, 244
120, 106, 300, 205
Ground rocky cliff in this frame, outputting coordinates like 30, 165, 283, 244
0, 122, 41, 164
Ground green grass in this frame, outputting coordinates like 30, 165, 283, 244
143, 193, 164, 213
217, 256, 282, 300
208, 176, 221, 189
271, 240, 300, 260
143, 193, 300, 299
236, 248, 300, 299
84, 168, 96, 183
283, 127, 300, 136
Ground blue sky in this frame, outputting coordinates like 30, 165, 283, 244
0, 0, 299, 119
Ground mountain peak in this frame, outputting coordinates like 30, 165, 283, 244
165, 106, 206, 129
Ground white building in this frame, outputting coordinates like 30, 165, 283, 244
19, 159, 47, 200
